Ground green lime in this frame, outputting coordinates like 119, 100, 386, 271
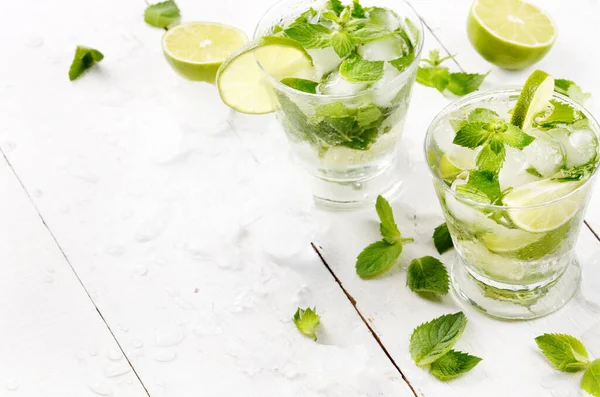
439, 149, 476, 179
483, 223, 569, 260
503, 179, 585, 233
217, 36, 314, 114
467, 0, 556, 70
162, 22, 248, 83
510, 70, 554, 128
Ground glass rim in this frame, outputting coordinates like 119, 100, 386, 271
424, 87, 600, 211
252, 0, 425, 99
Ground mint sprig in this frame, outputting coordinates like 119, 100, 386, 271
294, 307, 321, 340
144, 0, 180, 28
69, 46, 104, 81
555, 78, 591, 104
407, 256, 449, 297
284, 23, 332, 48
417, 50, 488, 96
355, 196, 413, 279
433, 223, 454, 254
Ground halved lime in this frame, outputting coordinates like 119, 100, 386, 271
217, 36, 314, 114
503, 179, 584, 232
510, 70, 554, 129
467, 0, 556, 70
483, 227, 542, 254
162, 22, 248, 83
439, 149, 477, 179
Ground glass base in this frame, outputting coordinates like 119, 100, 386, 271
310, 154, 408, 210
451, 254, 581, 320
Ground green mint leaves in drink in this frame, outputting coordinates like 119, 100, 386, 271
293, 307, 321, 340
69, 46, 104, 81
407, 256, 449, 297
339, 55, 385, 83
433, 223, 454, 254
534, 99, 586, 130
284, 23, 333, 49
355, 196, 413, 279
410, 312, 481, 380
554, 78, 591, 104
144, 0, 180, 28
417, 50, 488, 96
281, 78, 319, 94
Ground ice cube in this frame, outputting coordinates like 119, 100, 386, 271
549, 127, 599, 168
432, 119, 458, 154
370, 62, 400, 107
445, 179, 497, 231
499, 146, 541, 190
367, 7, 401, 31
306, 47, 342, 79
358, 35, 408, 61
521, 131, 565, 177
317, 71, 367, 96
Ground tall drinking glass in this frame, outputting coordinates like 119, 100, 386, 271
254, 0, 424, 208
425, 88, 600, 319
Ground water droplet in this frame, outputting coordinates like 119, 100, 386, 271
59, 204, 71, 214
24, 35, 43, 48
90, 350, 98, 357
44, 275, 54, 284
76, 351, 85, 362
155, 330, 185, 347
117, 324, 129, 332
4, 380, 20, 391
4, 141, 16, 152
88, 383, 113, 396
154, 350, 177, 362
104, 363, 130, 378
46, 267, 55, 273
107, 349, 123, 361
105, 246, 126, 257
132, 340, 144, 349
33, 189, 43, 198
135, 264, 148, 276
155, 256, 168, 266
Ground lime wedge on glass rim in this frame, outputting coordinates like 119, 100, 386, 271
162, 22, 248, 83
217, 36, 315, 114
510, 70, 554, 129
467, 0, 556, 70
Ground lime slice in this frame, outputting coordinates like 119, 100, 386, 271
467, 0, 556, 70
460, 241, 526, 282
439, 148, 477, 179
217, 36, 314, 114
503, 179, 585, 232
162, 22, 248, 83
510, 70, 554, 129
483, 227, 542, 253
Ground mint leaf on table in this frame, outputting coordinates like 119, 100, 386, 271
340, 55, 384, 83
535, 334, 590, 373
417, 50, 487, 96
410, 312, 468, 366
144, 0, 180, 28
69, 46, 104, 81
407, 256, 449, 297
293, 307, 321, 340
582, 359, 600, 397
376, 195, 401, 244
331, 30, 355, 58
281, 78, 319, 94
351, 0, 366, 18
356, 241, 404, 279
284, 23, 332, 48
430, 350, 482, 381
433, 223, 454, 254
555, 78, 591, 104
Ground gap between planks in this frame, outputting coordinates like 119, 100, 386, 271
0, 150, 153, 397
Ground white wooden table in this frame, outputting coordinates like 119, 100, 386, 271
2, 0, 599, 396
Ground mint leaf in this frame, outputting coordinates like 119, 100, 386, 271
289, 8, 318, 26
69, 46, 104, 81
468, 108, 499, 123
433, 223, 454, 254
293, 307, 321, 340
281, 78, 318, 94
410, 312, 468, 366
390, 52, 415, 73
421, 49, 454, 67
357, 105, 382, 127
340, 55, 384, 83
536, 99, 582, 129
535, 333, 590, 373
476, 144, 506, 174
352, 0, 366, 18
331, 30, 355, 58
430, 350, 482, 381
553, 161, 597, 182
284, 23, 332, 49
500, 124, 535, 149
555, 78, 591, 104
526, 167, 543, 178
356, 241, 403, 279
417, 67, 450, 92
453, 123, 490, 148
350, 28, 389, 44
446, 72, 488, 96
403, 18, 420, 48
376, 195, 401, 243
328, 0, 345, 15
144, 0, 180, 28
456, 170, 501, 204
407, 256, 449, 296
582, 359, 600, 397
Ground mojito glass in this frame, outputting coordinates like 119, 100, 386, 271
254, 0, 423, 208
425, 88, 600, 319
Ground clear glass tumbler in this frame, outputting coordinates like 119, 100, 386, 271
425, 88, 600, 319
254, 0, 423, 208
